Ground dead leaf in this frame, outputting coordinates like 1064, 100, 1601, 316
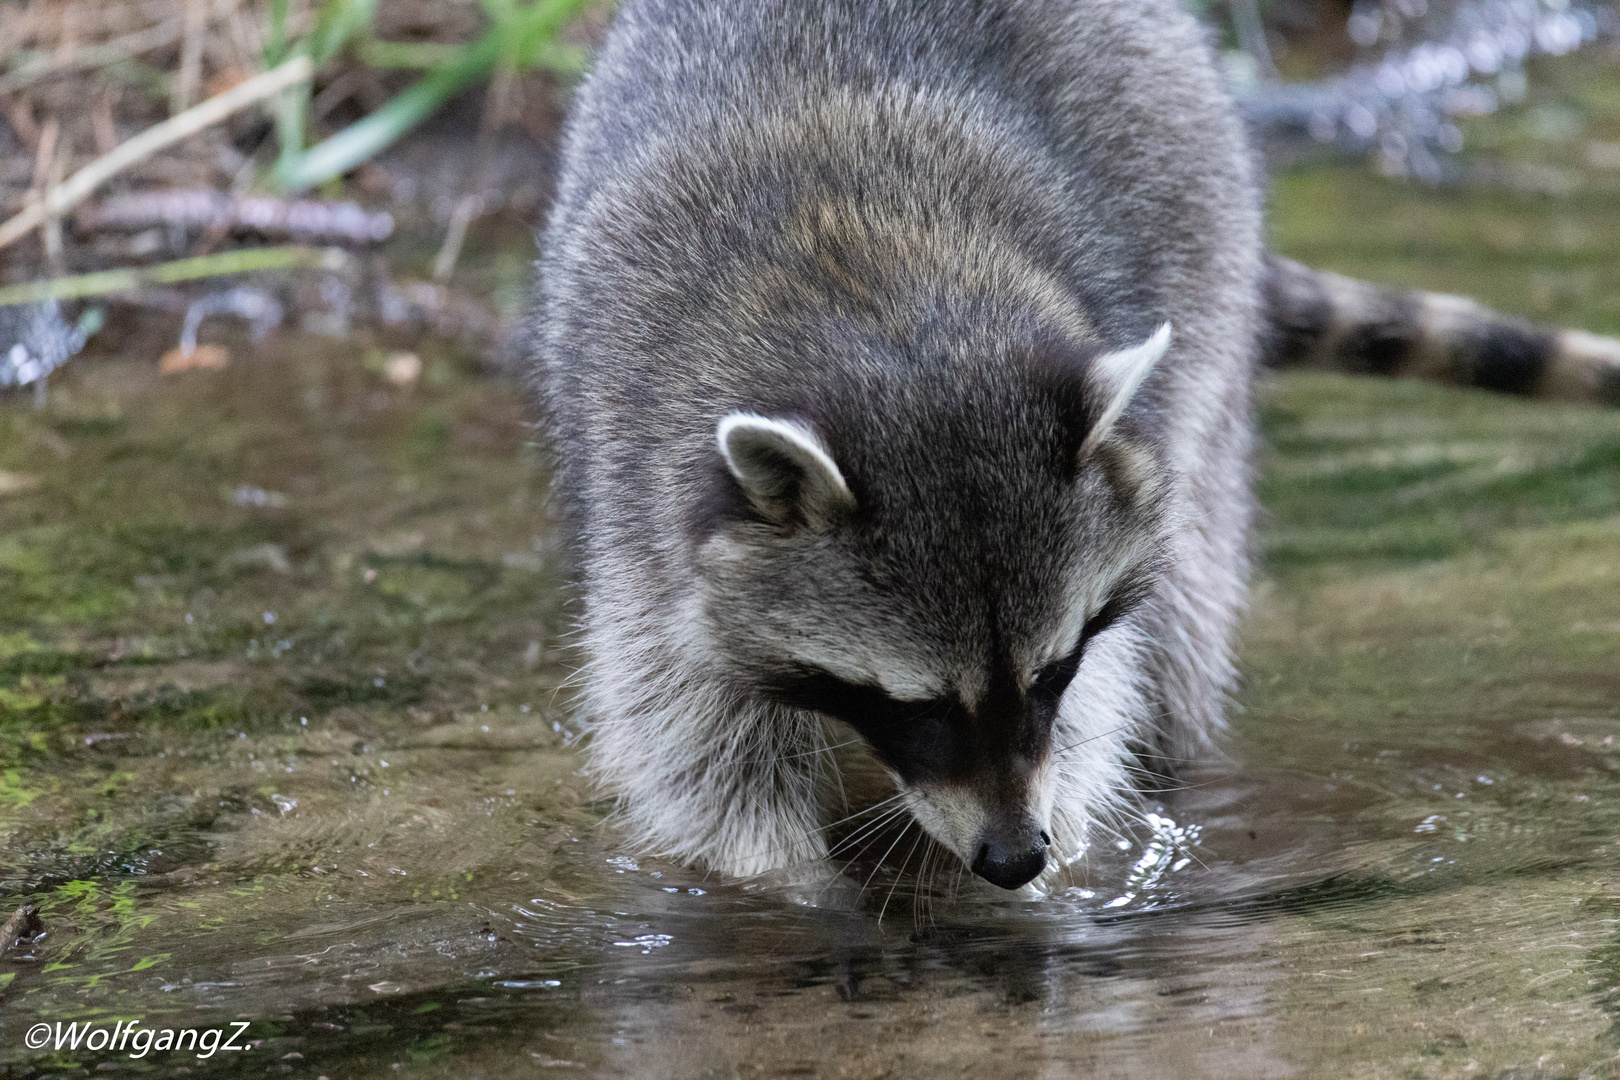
159, 344, 228, 375
384, 351, 422, 386
205, 69, 254, 98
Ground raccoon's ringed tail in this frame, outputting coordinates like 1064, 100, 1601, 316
1546, 330, 1620, 405
1263, 254, 1620, 406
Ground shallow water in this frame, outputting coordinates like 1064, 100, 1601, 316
5, 63, 1620, 1080
2, 329, 1617, 1080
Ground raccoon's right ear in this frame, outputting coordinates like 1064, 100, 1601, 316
1078, 323, 1172, 457
716, 412, 856, 526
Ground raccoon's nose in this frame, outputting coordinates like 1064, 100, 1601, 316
970, 819, 1048, 890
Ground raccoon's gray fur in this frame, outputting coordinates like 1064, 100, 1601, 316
530, 0, 1618, 891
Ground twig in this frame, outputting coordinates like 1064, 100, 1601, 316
0, 245, 351, 307
27, 117, 61, 271
431, 193, 480, 282
171, 0, 209, 115
28, 117, 59, 198
7, 97, 41, 150
0, 54, 315, 251
43, 140, 67, 276
0, 20, 185, 96
79, 190, 395, 244
0, 903, 34, 955
91, 89, 120, 156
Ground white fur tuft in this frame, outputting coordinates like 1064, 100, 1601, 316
1079, 323, 1173, 457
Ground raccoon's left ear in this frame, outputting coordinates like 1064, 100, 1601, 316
716, 413, 856, 525
1079, 322, 1172, 457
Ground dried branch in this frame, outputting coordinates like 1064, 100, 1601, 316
0, 19, 184, 96
170, 0, 209, 115
0, 54, 314, 251
79, 190, 395, 244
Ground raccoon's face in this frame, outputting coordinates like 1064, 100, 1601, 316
694, 327, 1173, 890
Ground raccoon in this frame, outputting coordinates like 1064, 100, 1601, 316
531, 0, 1620, 892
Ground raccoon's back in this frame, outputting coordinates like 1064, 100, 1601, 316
532, 0, 1263, 553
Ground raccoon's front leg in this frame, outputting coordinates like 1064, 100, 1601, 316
1043, 345, 1258, 874
578, 618, 836, 878
1132, 325, 1259, 777
1039, 548, 1247, 878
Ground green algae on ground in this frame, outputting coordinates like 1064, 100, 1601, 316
0, 330, 590, 966
1257, 372, 1620, 574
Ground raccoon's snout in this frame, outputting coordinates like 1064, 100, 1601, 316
969, 815, 1049, 890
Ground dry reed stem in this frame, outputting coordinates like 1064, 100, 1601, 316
0, 53, 313, 250
0, 18, 185, 96
29, 117, 60, 194
43, 136, 68, 273
171, 0, 209, 114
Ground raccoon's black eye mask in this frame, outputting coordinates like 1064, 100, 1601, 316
769, 671, 957, 780
1027, 591, 1139, 711
761, 585, 1145, 777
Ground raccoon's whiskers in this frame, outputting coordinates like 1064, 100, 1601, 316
823, 812, 909, 867
827, 803, 911, 862
728, 792, 907, 867
1059, 755, 1214, 793
858, 818, 916, 903
878, 826, 925, 926
827, 750, 851, 821
913, 836, 949, 931
911, 843, 933, 930
798, 804, 914, 908
1087, 817, 1135, 850
820, 792, 906, 836
726, 737, 865, 767
1049, 724, 1131, 759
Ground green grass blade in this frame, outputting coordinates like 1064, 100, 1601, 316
0, 247, 347, 306
272, 0, 594, 193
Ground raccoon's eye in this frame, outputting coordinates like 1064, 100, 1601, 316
1030, 648, 1085, 706
1030, 595, 1136, 704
